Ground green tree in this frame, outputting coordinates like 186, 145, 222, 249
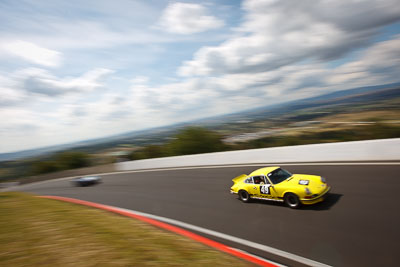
129, 145, 166, 160
31, 161, 59, 175
168, 127, 226, 155
55, 151, 91, 170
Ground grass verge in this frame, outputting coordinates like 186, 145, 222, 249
0, 192, 251, 266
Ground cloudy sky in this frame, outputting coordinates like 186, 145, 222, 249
1, 0, 400, 153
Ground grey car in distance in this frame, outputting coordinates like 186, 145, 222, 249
72, 176, 102, 187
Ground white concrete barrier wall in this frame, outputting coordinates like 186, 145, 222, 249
116, 138, 400, 171
0, 182, 20, 188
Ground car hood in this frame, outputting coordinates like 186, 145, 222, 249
282, 174, 326, 191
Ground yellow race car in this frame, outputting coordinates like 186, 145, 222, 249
230, 167, 330, 208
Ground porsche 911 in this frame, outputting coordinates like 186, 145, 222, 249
230, 167, 330, 208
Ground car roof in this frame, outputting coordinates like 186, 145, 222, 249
76, 176, 98, 180
249, 166, 280, 176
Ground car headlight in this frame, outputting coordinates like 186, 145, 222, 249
320, 176, 326, 183
305, 187, 312, 195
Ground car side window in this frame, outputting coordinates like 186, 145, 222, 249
244, 177, 253, 184
253, 175, 270, 184
253, 176, 264, 184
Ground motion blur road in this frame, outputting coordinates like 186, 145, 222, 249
16, 164, 400, 267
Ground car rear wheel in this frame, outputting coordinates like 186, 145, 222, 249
239, 190, 250, 203
284, 193, 301, 209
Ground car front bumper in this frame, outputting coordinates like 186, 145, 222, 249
300, 186, 331, 205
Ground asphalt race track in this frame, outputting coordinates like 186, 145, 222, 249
15, 164, 400, 267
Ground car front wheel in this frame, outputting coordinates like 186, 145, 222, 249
284, 193, 301, 209
239, 190, 250, 203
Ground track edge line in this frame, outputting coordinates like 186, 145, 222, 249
38, 195, 282, 267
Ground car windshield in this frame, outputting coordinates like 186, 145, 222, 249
267, 168, 292, 184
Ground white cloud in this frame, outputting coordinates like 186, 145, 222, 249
118, 34, 400, 124
18, 67, 113, 97
179, 0, 400, 76
176, 35, 400, 111
0, 87, 27, 107
0, 74, 27, 106
1, 30, 398, 153
1, 0, 400, 153
0, 68, 114, 111
158, 2, 224, 34
131, 76, 149, 85
326, 35, 400, 86
2, 40, 62, 67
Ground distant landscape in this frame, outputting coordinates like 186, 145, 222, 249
1, 82, 399, 182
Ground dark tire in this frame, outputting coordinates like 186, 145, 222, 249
239, 190, 251, 203
284, 193, 301, 209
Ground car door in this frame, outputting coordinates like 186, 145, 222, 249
248, 175, 275, 199
259, 176, 276, 199
263, 176, 281, 200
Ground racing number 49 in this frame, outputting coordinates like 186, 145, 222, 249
260, 185, 270, 194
